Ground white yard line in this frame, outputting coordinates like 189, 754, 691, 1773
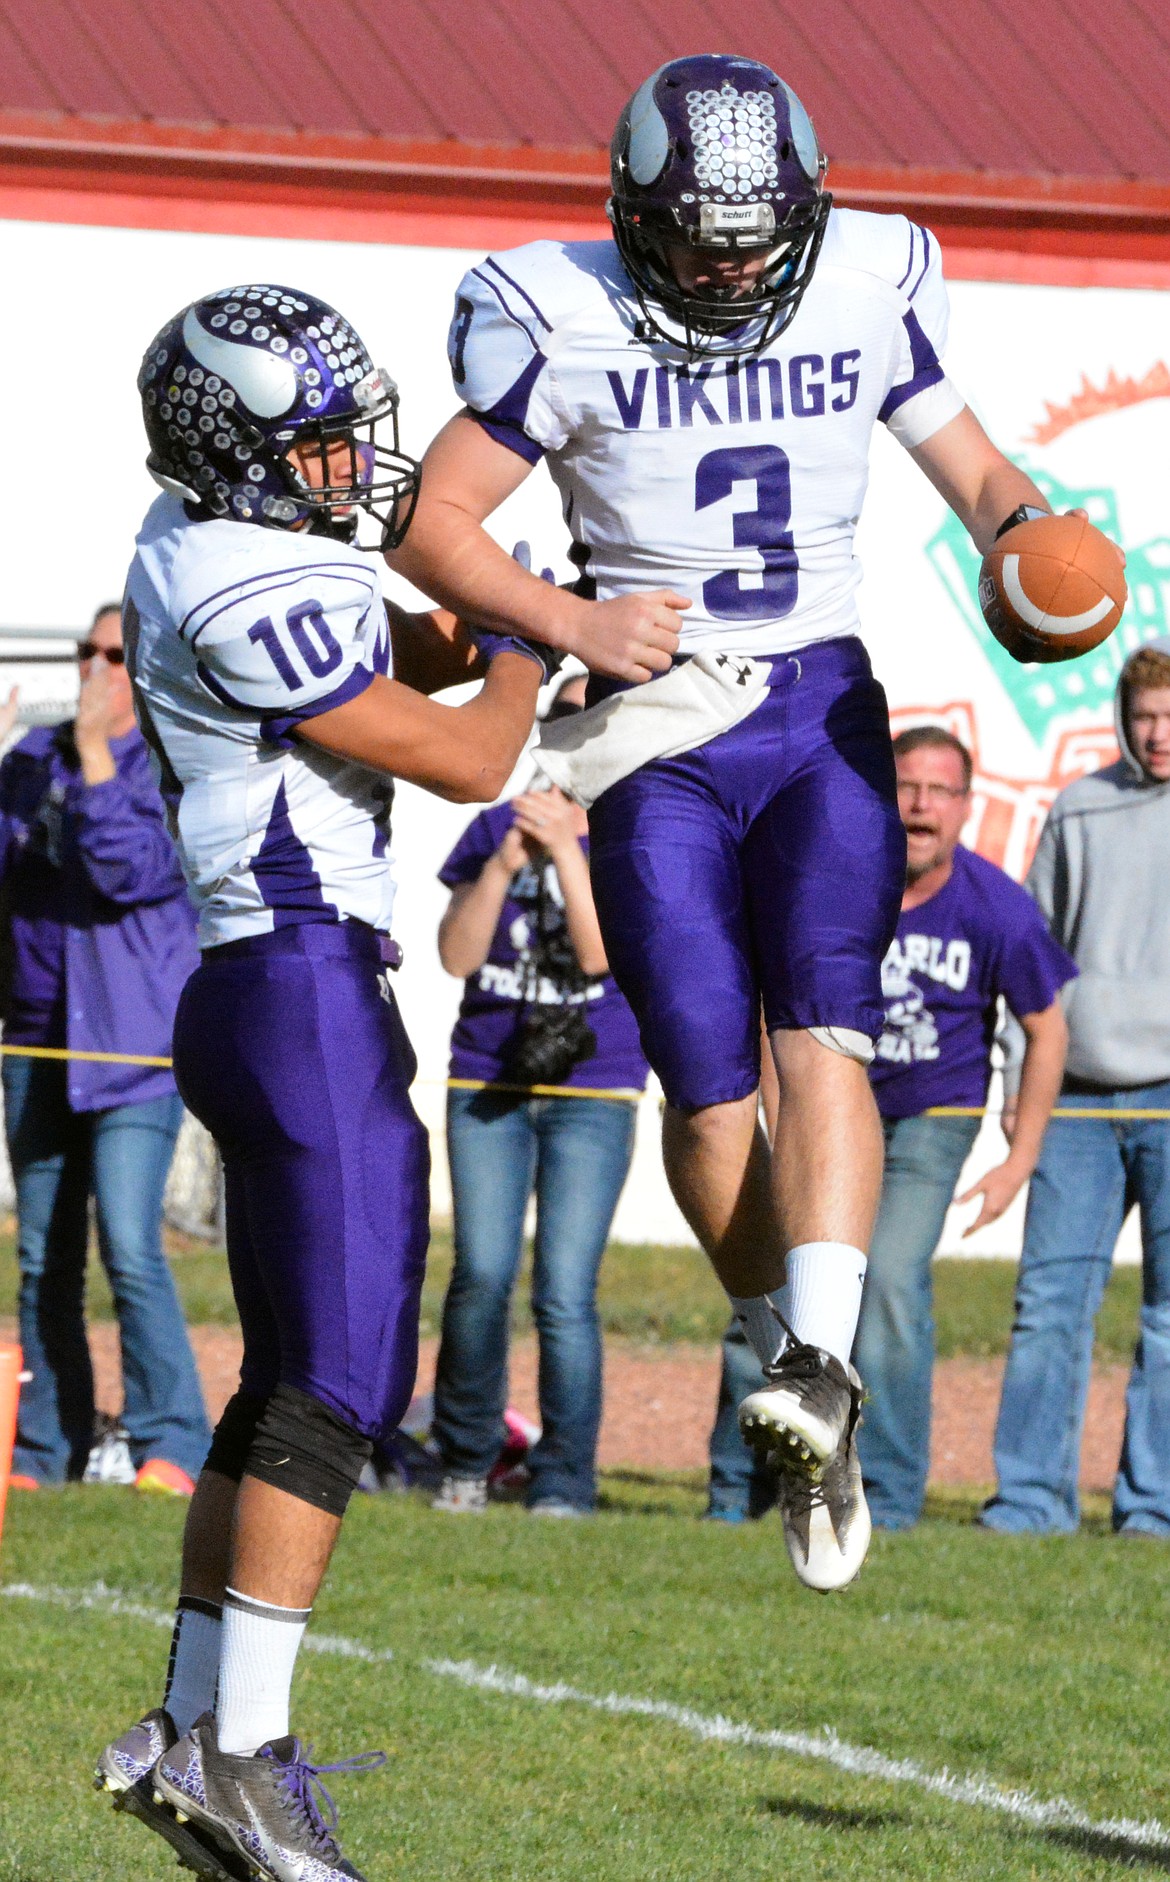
5, 1579, 1167, 1855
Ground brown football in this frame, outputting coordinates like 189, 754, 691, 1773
978, 513, 1127, 665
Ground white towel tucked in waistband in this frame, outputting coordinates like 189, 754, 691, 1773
533, 652, 770, 809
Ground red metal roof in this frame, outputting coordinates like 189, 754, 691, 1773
3, 0, 1170, 186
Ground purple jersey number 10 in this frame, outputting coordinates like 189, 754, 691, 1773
695, 445, 799, 622
247, 599, 345, 689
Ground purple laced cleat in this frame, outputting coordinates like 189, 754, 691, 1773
94, 1707, 251, 1880
154, 1712, 384, 1881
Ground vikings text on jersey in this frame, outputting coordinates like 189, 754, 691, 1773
449, 209, 964, 660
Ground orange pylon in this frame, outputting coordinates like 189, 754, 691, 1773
0, 1342, 24, 1558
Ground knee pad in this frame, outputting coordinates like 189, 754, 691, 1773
807, 1025, 875, 1066
245, 1383, 372, 1518
205, 1389, 268, 1483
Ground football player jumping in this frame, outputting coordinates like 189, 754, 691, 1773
389, 53, 1062, 1592
93, 286, 545, 1881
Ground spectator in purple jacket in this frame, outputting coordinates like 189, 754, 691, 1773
430, 680, 650, 1515
1, 603, 208, 1493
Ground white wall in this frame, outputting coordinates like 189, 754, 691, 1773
3, 215, 1167, 1256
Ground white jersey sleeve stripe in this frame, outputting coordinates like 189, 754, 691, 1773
906, 228, 934, 303
187, 569, 373, 648
482, 256, 553, 333
894, 221, 919, 292
180, 561, 373, 641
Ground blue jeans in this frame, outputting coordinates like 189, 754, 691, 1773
433, 1086, 637, 1510
853, 1113, 981, 1527
4, 1056, 211, 1484
983, 1080, 1170, 1535
708, 1318, 780, 1518
707, 1112, 979, 1523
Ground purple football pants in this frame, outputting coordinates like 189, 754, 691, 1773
586, 636, 905, 1113
172, 922, 430, 1442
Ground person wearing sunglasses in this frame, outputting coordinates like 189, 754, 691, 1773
0, 600, 208, 1498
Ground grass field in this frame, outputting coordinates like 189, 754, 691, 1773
2, 1480, 1168, 1882
0, 1223, 1148, 1358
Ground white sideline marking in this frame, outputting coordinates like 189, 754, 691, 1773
5, 1580, 1168, 1854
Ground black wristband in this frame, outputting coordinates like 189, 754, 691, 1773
994, 504, 1050, 542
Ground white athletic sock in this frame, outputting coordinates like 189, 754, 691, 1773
728, 1291, 791, 1371
163, 1597, 222, 1736
783, 1242, 867, 1373
215, 1587, 311, 1756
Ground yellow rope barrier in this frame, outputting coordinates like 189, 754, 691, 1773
1, 1045, 1165, 1117
927, 1105, 1170, 1120
0, 1045, 641, 1101
447, 1076, 643, 1103
0, 1043, 173, 1068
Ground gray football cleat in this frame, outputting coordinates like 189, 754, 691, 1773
95, 1707, 250, 1880
738, 1343, 855, 1477
153, 1711, 384, 1882
95, 1707, 177, 1796
776, 1380, 871, 1592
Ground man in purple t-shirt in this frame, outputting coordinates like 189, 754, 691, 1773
431, 688, 649, 1516
709, 724, 1075, 1528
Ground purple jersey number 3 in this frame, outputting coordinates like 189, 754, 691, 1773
695, 445, 798, 621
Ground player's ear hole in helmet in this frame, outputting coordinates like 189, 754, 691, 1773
608, 54, 832, 358
137, 285, 421, 550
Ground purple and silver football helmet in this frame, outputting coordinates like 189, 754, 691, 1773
609, 54, 831, 356
138, 285, 420, 548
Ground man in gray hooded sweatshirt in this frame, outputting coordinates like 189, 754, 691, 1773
982, 638, 1170, 1536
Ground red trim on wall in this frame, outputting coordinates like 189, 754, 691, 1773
2, 114, 1170, 284
0, 180, 607, 250
3, 114, 1170, 220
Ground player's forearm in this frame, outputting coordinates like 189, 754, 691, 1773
910, 408, 1051, 555
390, 499, 586, 652
298, 658, 539, 803
438, 864, 514, 977
963, 463, 1052, 557
1008, 1005, 1069, 1173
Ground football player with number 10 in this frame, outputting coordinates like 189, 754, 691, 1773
389, 52, 1125, 1592
92, 285, 547, 1882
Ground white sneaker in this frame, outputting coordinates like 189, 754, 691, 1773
777, 1385, 871, 1592
432, 1474, 489, 1513
84, 1420, 137, 1486
738, 1344, 854, 1475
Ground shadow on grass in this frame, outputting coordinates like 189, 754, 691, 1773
760, 1793, 909, 1833
596, 1467, 709, 1519
1038, 1826, 1170, 1871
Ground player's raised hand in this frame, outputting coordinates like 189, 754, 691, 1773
566, 590, 691, 683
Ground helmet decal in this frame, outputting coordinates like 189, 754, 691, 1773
181, 309, 298, 420
686, 82, 778, 200
782, 81, 822, 181
627, 66, 671, 186
608, 54, 831, 358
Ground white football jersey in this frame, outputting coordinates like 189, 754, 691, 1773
450, 209, 964, 658
124, 495, 396, 948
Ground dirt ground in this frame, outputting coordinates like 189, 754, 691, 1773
69, 1323, 1130, 1491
